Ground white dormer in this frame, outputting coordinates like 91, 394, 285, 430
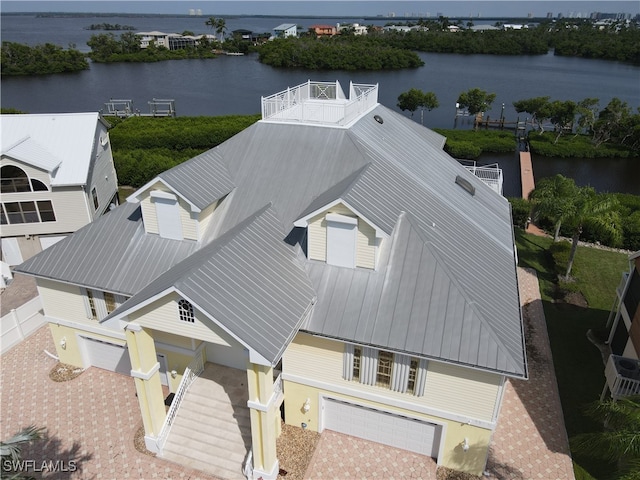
295, 201, 386, 270
150, 190, 183, 240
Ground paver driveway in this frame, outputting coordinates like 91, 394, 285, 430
0, 324, 221, 480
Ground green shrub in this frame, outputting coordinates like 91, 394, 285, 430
528, 131, 635, 158
508, 197, 531, 229
549, 240, 572, 277
443, 140, 482, 159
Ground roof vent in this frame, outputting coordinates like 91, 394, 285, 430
455, 175, 475, 196
374, 115, 383, 124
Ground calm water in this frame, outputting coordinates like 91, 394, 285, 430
2, 13, 640, 194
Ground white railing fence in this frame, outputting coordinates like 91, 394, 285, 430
157, 343, 205, 451
261, 80, 378, 126
605, 354, 640, 400
242, 449, 253, 480
1, 296, 46, 354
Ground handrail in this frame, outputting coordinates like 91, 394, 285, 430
242, 448, 253, 479
157, 343, 205, 451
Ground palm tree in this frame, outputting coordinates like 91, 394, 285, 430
571, 396, 640, 480
562, 186, 620, 278
528, 174, 579, 242
1, 425, 45, 480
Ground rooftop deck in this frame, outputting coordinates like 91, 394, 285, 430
261, 80, 378, 127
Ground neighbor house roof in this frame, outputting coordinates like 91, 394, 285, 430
16, 85, 525, 377
0, 112, 107, 186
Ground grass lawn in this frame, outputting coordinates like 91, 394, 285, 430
515, 229, 630, 479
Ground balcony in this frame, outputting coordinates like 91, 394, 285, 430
261, 80, 378, 127
605, 354, 640, 400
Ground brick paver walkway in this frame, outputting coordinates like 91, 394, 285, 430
304, 430, 437, 480
0, 325, 221, 480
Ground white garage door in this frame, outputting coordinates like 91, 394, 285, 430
83, 337, 132, 375
323, 398, 441, 458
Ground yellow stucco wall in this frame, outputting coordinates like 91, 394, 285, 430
48, 323, 125, 368
282, 332, 504, 475
283, 379, 492, 475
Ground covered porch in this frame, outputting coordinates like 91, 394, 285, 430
126, 325, 284, 480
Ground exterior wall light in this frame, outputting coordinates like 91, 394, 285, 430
60, 337, 67, 350
461, 437, 470, 452
302, 398, 311, 413
170, 370, 177, 378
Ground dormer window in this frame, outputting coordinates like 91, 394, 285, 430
178, 299, 195, 323
326, 213, 357, 268
150, 190, 183, 240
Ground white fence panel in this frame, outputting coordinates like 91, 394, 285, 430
1, 296, 46, 354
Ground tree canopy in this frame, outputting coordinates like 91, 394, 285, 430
1, 41, 88, 76
397, 88, 439, 124
456, 88, 496, 115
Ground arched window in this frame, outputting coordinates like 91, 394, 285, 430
1, 165, 49, 193
178, 299, 195, 323
1, 165, 30, 193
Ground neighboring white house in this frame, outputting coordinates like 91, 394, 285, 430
137, 31, 216, 50
0, 113, 118, 265
272, 23, 297, 38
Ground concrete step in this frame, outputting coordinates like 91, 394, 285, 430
169, 418, 252, 447
162, 440, 246, 480
163, 429, 247, 462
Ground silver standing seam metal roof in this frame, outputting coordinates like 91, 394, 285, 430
16, 90, 526, 377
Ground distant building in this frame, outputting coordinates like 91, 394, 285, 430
309, 24, 337, 36
137, 31, 215, 50
272, 23, 297, 39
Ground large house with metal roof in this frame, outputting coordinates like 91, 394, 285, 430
15, 81, 526, 479
1, 113, 118, 266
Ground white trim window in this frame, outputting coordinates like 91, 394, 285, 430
344, 344, 427, 396
178, 299, 195, 323
81, 288, 127, 321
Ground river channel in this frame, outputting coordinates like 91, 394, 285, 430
2, 13, 639, 195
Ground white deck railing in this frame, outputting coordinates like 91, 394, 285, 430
261, 80, 378, 126
157, 343, 205, 451
460, 161, 504, 195
605, 354, 640, 400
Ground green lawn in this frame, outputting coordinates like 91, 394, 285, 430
515, 229, 629, 479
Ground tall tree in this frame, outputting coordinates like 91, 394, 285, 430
397, 88, 439, 124
457, 88, 496, 115
562, 186, 621, 278
528, 174, 579, 242
571, 396, 640, 480
513, 96, 550, 133
541, 99, 577, 144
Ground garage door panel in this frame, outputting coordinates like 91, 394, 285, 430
323, 399, 440, 458
83, 337, 132, 375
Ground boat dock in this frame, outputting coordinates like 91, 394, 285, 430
520, 151, 535, 199
101, 98, 176, 118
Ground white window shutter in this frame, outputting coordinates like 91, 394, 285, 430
80, 287, 92, 319
391, 354, 411, 393
114, 294, 127, 307
415, 358, 428, 397
343, 344, 354, 381
93, 291, 108, 320
361, 347, 378, 386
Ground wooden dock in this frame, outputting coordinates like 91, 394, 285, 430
520, 151, 535, 200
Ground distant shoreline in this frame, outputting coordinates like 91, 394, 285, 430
2, 11, 556, 22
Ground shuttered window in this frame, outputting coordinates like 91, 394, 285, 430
344, 344, 427, 396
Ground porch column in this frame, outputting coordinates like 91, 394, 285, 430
125, 324, 165, 453
247, 362, 279, 480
